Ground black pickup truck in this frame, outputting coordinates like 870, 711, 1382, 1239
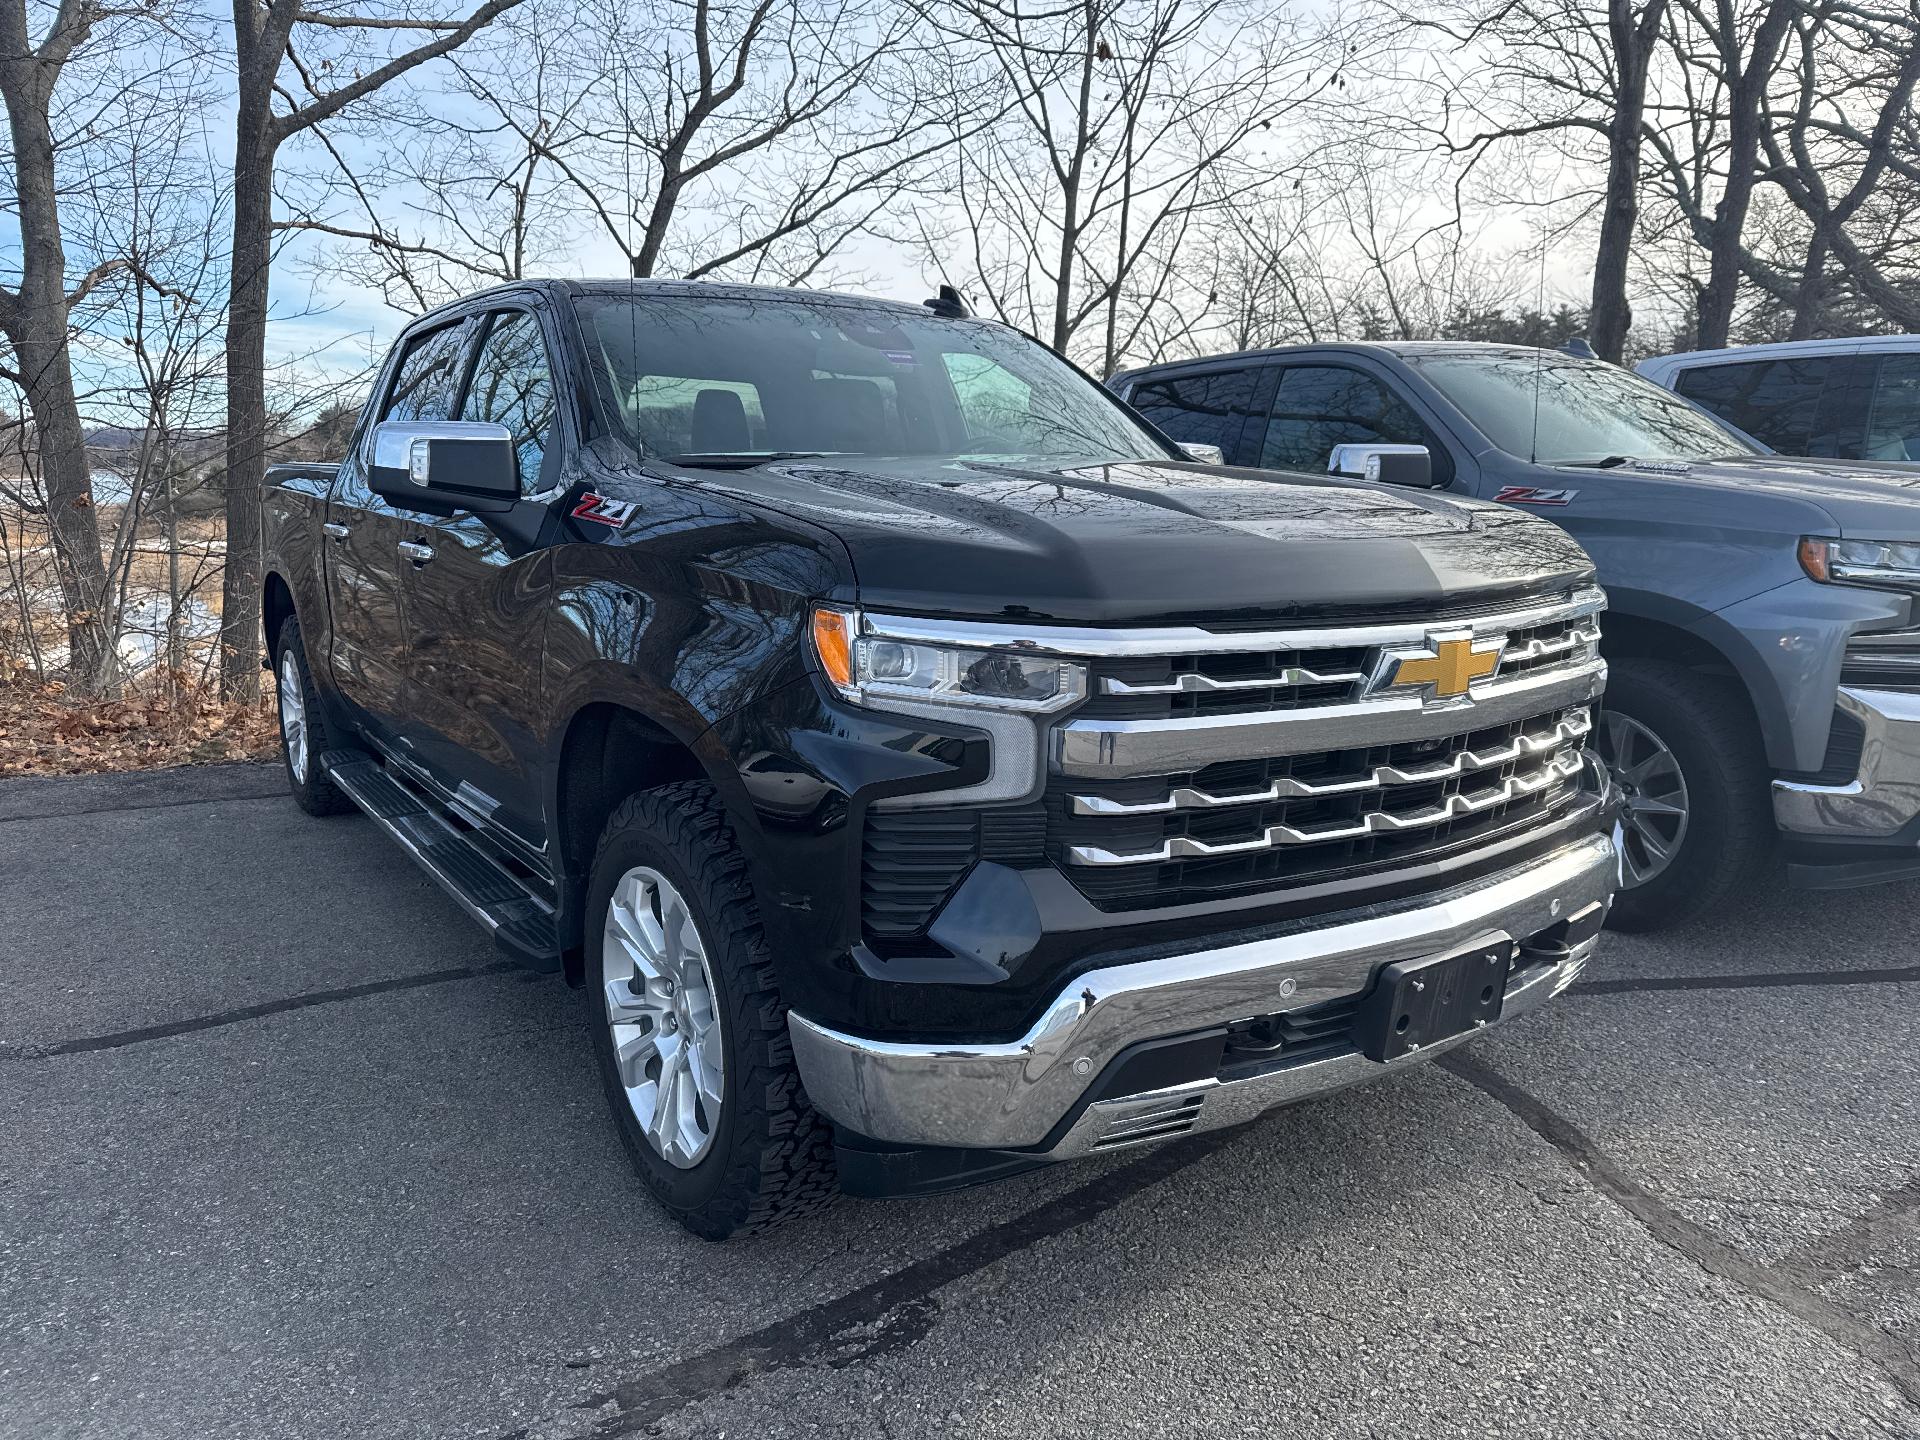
262, 279, 1617, 1238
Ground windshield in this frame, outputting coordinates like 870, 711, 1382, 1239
574, 292, 1172, 464
1408, 352, 1760, 465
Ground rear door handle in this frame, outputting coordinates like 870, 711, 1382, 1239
322, 522, 350, 540
398, 540, 436, 564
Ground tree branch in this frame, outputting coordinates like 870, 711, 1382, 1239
273, 0, 524, 141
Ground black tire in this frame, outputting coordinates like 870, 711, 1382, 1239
586, 781, 836, 1239
1599, 657, 1774, 932
272, 617, 353, 817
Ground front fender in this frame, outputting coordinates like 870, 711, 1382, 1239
1690, 577, 1910, 772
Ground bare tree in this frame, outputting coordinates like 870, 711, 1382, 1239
1401, 0, 1670, 362
1760, 0, 1920, 335
0, 0, 140, 690
285, 0, 984, 313
1642, 0, 1796, 348
221, 0, 523, 700
919, 0, 1348, 375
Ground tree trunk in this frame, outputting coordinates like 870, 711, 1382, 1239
1589, 0, 1664, 364
0, 3, 116, 694
1789, 228, 1829, 341
1692, 0, 1794, 349
220, 116, 275, 701
1050, 1, 1098, 354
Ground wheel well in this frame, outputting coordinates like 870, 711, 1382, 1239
263, 573, 294, 658
1598, 613, 1738, 680
553, 702, 707, 980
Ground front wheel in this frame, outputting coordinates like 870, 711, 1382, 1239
586, 781, 836, 1239
1596, 658, 1773, 932
273, 617, 352, 817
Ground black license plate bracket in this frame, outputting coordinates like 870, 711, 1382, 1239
1355, 935, 1515, 1062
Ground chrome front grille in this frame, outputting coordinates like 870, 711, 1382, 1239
1043, 586, 1606, 908
1069, 708, 1591, 817
1066, 738, 1585, 867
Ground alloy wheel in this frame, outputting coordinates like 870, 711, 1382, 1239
602, 866, 725, 1168
278, 650, 308, 784
1596, 711, 1690, 888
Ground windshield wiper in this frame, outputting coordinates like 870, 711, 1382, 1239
665, 451, 830, 469
1564, 454, 1636, 468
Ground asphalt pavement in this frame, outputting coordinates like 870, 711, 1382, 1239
2, 762, 1916, 1439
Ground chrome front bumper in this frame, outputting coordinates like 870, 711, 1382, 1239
788, 831, 1615, 1159
1773, 687, 1920, 840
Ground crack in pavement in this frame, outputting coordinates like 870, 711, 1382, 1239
1770, 1175, 1920, 1292
0, 790, 288, 823
498, 1125, 1248, 1440
1573, 965, 1920, 995
1440, 1049, 1920, 1410
0, 960, 523, 1060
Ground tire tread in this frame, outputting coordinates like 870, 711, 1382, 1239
593, 781, 837, 1238
1604, 657, 1773, 931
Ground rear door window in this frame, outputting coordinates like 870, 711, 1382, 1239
1127, 369, 1262, 461
1673, 358, 1832, 454
1861, 353, 1920, 461
1257, 365, 1436, 475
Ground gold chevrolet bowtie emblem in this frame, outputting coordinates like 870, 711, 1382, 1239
1388, 637, 1502, 699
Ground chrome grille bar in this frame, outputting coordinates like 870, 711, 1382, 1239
1070, 709, 1592, 816
1067, 752, 1585, 867
1055, 662, 1604, 778
1104, 664, 1365, 696
1504, 623, 1601, 664
863, 585, 1606, 659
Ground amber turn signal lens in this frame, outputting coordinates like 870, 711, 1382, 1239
1797, 536, 1830, 583
811, 608, 854, 689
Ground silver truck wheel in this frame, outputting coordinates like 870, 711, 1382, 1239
602, 865, 725, 1169
1598, 711, 1690, 888
585, 782, 836, 1238
272, 616, 353, 817
278, 649, 309, 784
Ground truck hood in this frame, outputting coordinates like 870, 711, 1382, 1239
678, 454, 1594, 625
1576, 455, 1920, 536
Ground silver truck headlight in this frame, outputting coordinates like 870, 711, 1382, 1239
811, 608, 1085, 713
1801, 537, 1920, 593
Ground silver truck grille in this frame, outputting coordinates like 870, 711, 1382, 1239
1043, 586, 1606, 907
1067, 744, 1585, 866
1070, 708, 1592, 817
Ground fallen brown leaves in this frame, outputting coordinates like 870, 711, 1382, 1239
0, 663, 282, 777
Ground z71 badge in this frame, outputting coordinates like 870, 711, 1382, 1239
571, 492, 638, 528
1492, 485, 1579, 507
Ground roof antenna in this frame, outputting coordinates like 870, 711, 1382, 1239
1528, 241, 1547, 465
1561, 336, 1597, 359
922, 284, 971, 319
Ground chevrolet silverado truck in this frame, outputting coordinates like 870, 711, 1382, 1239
262, 281, 1616, 1239
1116, 342, 1920, 929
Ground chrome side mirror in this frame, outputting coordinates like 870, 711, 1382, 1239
1177, 441, 1226, 465
368, 420, 519, 511
1328, 443, 1436, 488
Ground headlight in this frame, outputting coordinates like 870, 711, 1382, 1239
1800, 537, 1920, 592
810, 608, 1085, 712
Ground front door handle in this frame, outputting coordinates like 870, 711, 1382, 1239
398, 540, 436, 565
322, 522, 350, 540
